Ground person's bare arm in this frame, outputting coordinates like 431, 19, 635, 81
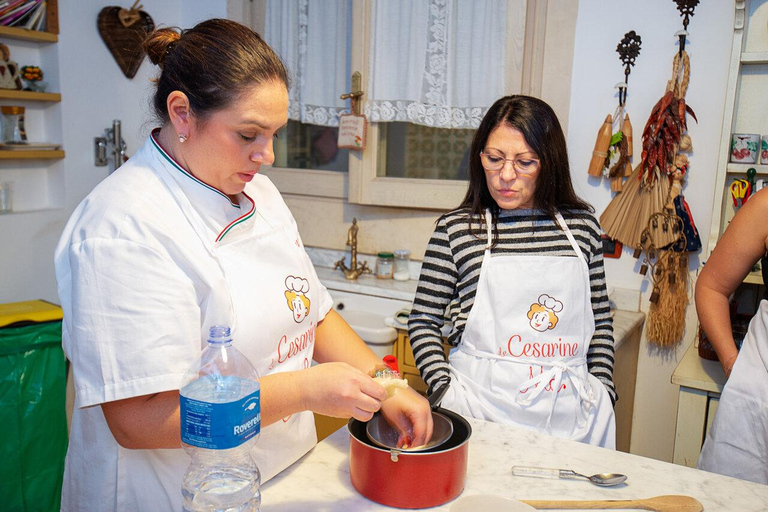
696, 187, 768, 376
101, 310, 390, 450
101, 363, 388, 450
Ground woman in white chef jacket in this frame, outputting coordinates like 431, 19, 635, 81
54, 19, 432, 510
409, 95, 616, 447
696, 187, 768, 485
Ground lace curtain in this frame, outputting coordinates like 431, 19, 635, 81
367, 0, 509, 129
264, 0, 510, 130
264, 0, 351, 127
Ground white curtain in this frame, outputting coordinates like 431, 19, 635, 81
264, 0, 351, 127
264, 0, 510, 130
366, 0, 509, 129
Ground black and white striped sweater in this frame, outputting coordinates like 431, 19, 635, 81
408, 207, 617, 404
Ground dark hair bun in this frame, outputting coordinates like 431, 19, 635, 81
143, 27, 181, 67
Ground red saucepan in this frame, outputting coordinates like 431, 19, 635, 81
348, 383, 472, 509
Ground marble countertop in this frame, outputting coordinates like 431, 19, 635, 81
315, 265, 418, 302
262, 417, 768, 511
611, 310, 644, 351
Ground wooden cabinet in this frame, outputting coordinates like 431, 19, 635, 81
671, 343, 726, 467
394, 329, 451, 395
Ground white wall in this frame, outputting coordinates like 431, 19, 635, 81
568, 0, 734, 460
0, 0, 227, 304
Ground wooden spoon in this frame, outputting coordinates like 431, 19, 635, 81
521, 494, 703, 512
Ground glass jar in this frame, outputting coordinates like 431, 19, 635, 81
393, 249, 411, 281
376, 252, 394, 279
1, 106, 26, 144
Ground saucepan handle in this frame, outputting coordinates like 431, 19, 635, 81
428, 379, 450, 410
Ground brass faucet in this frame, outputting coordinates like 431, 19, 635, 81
334, 218, 372, 280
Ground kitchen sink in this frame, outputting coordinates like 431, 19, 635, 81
327, 288, 412, 357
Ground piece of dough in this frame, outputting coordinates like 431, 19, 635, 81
374, 376, 408, 397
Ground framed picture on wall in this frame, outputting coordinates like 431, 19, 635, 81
601, 235, 622, 259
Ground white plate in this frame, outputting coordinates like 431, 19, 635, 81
450, 494, 536, 512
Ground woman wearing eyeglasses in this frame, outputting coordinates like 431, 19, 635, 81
409, 95, 616, 447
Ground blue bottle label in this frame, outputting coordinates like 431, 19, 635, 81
180, 389, 260, 450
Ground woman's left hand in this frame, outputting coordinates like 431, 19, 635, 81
379, 386, 434, 448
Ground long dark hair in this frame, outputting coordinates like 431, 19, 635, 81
143, 18, 290, 123
460, 95, 593, 240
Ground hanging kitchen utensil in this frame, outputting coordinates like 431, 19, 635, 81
587, 30, 641, 192
638, 211, 690, 346
97, 2, 155, 79
521, 494, 703, 512
602, 2, 698, 260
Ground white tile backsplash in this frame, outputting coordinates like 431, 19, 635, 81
305, 246, 422, 281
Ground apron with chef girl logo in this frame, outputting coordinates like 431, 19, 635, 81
442, 210, 615, 447
213, 222, 319, 481
151, 138, 319, 482
698, 299, 768, 484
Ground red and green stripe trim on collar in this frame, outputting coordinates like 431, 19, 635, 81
150, 130, 256, 243
150, 131, 239, 208
216, 192, 255, 242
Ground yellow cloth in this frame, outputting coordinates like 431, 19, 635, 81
0, 300, 62, 328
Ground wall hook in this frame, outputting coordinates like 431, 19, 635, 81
674, 0, 698, 55
616, 31, 642, 106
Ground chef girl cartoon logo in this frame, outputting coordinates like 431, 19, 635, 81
527, 294, 563, 332
284, 276, 311, 323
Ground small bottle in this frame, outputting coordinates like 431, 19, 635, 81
393, 250, 411, 281
180, 326, 262, 512
1, 106, 26, 144
376, 252, 394, 279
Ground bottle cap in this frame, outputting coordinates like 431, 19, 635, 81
1, 106, 24, 115
208, 325, 232, 344
377, 252, 394, 258
394, 249, 410, 258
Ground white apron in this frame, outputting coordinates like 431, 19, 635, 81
697, 300, 768, 484
153, 155, 318, 483
441, 210, 615, 447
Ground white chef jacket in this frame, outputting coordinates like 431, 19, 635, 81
54, 133, 333, 510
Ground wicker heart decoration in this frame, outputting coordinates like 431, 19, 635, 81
97, 6, 155, 79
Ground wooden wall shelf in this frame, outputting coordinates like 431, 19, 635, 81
0, 89, 60, 102
740, 51, 768, 65
0, 149, 64, 160
0, 0, 58, 42
0, 26, 57, 43
726, 163, 768, 175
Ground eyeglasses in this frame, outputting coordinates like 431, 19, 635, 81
480, 151, 540, 175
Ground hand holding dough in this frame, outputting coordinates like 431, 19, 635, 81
374, 376, 408, 398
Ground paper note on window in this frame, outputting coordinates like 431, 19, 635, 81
338, 114, 367, 150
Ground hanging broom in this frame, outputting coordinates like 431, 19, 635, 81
646, 250, 690, 346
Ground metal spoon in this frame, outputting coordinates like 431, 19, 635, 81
512, 465, 628, 487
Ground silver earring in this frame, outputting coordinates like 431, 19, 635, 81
178, 133, 188, 143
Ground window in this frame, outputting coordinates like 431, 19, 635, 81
252, 0, 577, 210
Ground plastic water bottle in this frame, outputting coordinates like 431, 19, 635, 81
180, 326, 261, 512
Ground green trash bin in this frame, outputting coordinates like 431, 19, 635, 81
0, 300, 67, 512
